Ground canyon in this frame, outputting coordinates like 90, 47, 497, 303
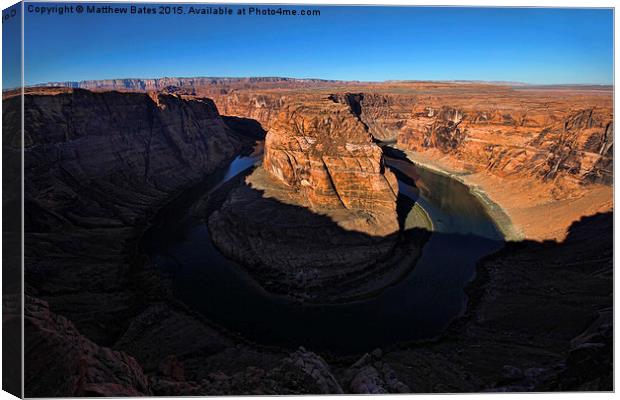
6, 78, 613, 395
48, 77, 613, 240
207, 81, 614, 242
207, 95, 418, 301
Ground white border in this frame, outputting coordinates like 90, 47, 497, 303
0, 1, 616, 400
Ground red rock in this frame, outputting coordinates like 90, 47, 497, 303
23, 296, 150, 397
260, 96, 399, 236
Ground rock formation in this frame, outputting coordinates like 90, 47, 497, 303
40, 79, 613, 199
328, 92, 410, 142
9, 87, 254, 395
22, 296, 151, 397
20, 88, 248, 344
399, 102, 613, 186
208, 96, 417, 301
203, 82, 613, 240
205, 83, 614, 192
261, 97, 399, 236
344, 349, 410, 394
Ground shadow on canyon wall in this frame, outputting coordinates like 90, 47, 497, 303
221, 115, 267, 141
381, 146, 424, 229
452, 210, 613, 392
3, 89, 612, 395
203, 175, 430, 303
2, 88, 24, 397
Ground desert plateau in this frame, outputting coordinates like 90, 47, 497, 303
1, 75, 611, 395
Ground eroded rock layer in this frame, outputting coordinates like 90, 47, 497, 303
206, 83, 613, 190
398, 99, 613, 185
21, 90, 246, 339
45, 79, 613, 199
202, 82, 613, 240
262, 97, 399, 236
208, 96, 412, 301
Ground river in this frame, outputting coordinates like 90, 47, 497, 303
142, 148, 504, 354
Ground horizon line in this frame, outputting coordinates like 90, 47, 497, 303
26, 75, 615, 88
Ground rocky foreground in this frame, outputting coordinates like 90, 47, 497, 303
5, 81, 613, 395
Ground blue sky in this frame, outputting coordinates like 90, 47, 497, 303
18, 4, 614, 86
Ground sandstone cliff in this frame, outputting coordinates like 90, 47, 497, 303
328, 92, 412, 142
40, 79, 613, 194
200, 82, 613, 240
13, 88, 251, 395
398, 102, 613, 186
196, 82, 613, 190
207, 96, 415, 301
21, 90, 247, 336
261, 97, 399, 236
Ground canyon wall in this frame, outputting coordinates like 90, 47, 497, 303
207, 86, 613, 189
39, 79, 613, 192
397, 98, 613, 186
202, 82, 613, 240
12, 88, 252, 396
34, 79, 613, 239
207, 96, 413, 301
13, 88, 419, 395
22, 87, 247, 255
262, 96, 399, 236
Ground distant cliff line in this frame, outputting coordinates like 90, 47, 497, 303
31, 77, 358, 92
30, 77, 612, 91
